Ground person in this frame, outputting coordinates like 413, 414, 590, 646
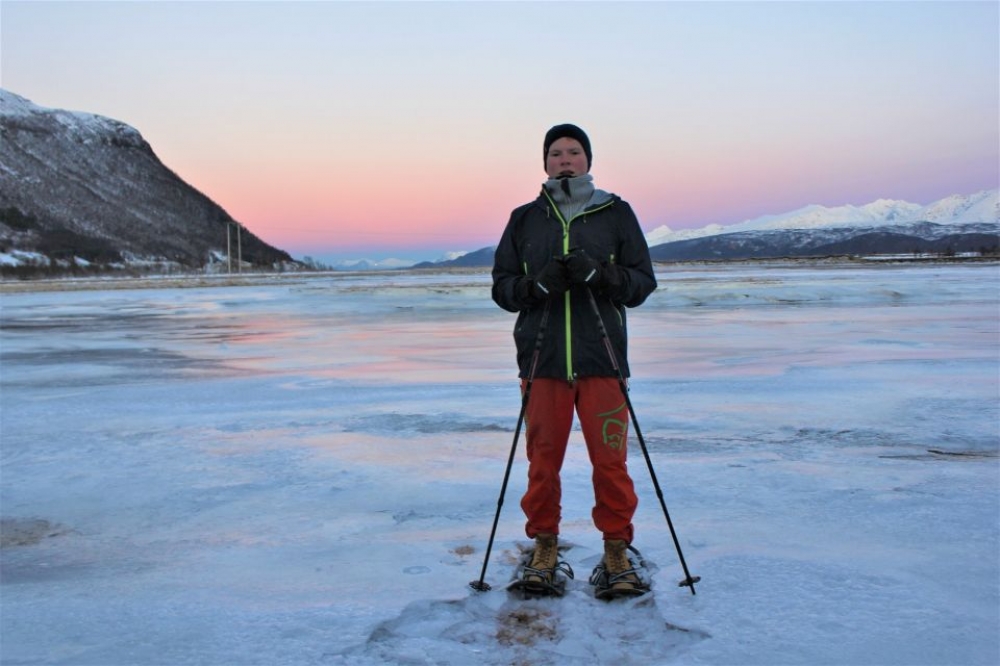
491, 123, 657, 595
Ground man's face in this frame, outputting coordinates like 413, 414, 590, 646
545, 137, 589, 179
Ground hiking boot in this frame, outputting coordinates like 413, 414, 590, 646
522, 533, 558, 586
602, 539, 643, 593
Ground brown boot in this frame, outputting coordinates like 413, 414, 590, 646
599, 539, 645, 595
522, 533, 558, 586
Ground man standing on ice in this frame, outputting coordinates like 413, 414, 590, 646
491, 123, 657, 597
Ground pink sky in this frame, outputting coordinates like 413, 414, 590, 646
3, 1, 998, 261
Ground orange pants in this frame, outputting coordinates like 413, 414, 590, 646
520, 377, 637, 543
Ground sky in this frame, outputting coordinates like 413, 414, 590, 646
2, 1, 998, 263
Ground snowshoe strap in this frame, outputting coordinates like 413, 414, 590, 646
555, 560, 575, 580
522, 559, 574, 581
607, 567, 643, 586
521, 560, 573, 583
589, 563, 647, 587
589, 545, 648, 589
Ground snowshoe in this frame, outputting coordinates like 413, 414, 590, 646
506, 535, 574, 599
589, 541, 651, 601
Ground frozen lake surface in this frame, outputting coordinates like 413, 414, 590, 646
1, 261, 998, 665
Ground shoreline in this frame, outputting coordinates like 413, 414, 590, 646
1, 256, 996, 294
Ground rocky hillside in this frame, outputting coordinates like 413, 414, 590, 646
0, 90, 295, 275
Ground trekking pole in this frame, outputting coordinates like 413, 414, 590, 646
584, 288, 700, 595
470, 300, 552, 592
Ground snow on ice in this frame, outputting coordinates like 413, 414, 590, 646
1, 262, 997, 665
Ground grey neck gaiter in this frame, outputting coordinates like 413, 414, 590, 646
544, 174, 595, 222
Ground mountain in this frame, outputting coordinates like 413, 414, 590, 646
648, 222, 999, 262
0, 89, 295, 274
416, 190, 997, 269
411, 246, 496, 269
647, 190, 998, 262
646, 190, 997, 246
311, 257, 418, 271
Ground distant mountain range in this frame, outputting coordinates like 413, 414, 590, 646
0, 89, 294, 274
644, 191, 998, 246
643, 190, 998, 261
420, 189, 998, 268
1, 89, 996, 275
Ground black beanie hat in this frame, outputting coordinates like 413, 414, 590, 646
543, 123, 592, 170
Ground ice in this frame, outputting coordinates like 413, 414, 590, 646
1, 262, 997, 665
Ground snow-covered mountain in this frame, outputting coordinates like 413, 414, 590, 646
0, 89, 294, 274
307, 251, 471, 272
645, 190, 998, 247
413, 246, 496, 269
437, 250, 472, 262
641, 190, 998, 262
323, 257, 417, 271
423, 191, 998, 268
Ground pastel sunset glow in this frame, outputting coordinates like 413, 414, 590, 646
3, 1, 997, 263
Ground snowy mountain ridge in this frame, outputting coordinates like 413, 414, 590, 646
0, 89, 145, 149
429, 191, 998, 267
645, 189, 998, 246
323, 257, 417, 271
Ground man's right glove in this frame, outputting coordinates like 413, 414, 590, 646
532, 257, 571, 299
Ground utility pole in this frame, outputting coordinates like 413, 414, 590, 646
237, 224, 243, 273
226, 224, 232, 274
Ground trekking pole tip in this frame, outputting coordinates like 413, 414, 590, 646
469, 580, 493, 592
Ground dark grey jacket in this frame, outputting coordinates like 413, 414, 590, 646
492, 189, 657, 380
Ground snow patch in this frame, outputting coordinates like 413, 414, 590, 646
0, 250, 47, 266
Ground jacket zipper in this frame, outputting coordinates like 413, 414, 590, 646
541, 190, 615, 381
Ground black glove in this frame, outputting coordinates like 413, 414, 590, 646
564, 248, 604, 286
565, 247, 624, 293
532, 257, 571, 299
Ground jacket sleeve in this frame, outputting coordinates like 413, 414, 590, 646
605, 201, 657, 308
492, 206, 539, 313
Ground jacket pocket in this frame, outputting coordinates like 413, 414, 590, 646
514, 307, 543, 346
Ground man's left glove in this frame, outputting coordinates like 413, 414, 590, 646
565, 247, 623, 293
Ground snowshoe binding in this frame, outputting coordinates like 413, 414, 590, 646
506, 534, 574, 598
589, 540, 651, 601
